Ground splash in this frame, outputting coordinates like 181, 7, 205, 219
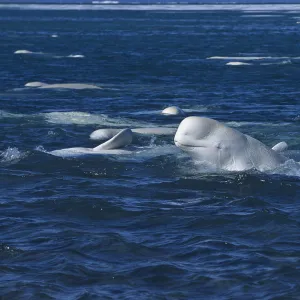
0, 147, 27, 165
268, 159, 300, 177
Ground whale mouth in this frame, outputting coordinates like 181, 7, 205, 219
174, 140, 206, 149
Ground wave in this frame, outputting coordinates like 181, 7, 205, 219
207, 56, 299, 60
42, 111, 146, 126
226, 121, 292, 127
268, 159, 300, 177
0, 110, 149, 127
261, 59, 292, 66
92, 1, 119, 3
1, 4, 300, 11
0, 110, 25, 119
241, 14, 283, 18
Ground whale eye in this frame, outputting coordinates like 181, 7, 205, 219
215, 142, 222, 149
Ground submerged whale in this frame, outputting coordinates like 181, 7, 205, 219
25, 82, 101, 90
90, 127, 177, 141
50, 129, 133, 157
174, 116, 288, 172
161, 106, 185, 116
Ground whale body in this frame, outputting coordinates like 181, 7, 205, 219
161, 106, 185, 116
50, 128, 133, 157
14, 50, 35, 54
174, 116, 287, 172
25, 82, 45, 87
25, 82, 101, 90
226, 62, 252, 66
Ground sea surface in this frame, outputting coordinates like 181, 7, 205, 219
1, 4, 300, 299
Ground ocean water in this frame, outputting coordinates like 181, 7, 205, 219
1, 4, 300, 299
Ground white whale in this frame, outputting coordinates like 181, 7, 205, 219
25, 82, 101, 90
90, 127, 177, 141
174, 116, 287, 172
226, 62, 252, 66
161, 106, 185, 116
25, 82, 45, 87
50, 128, 133, 157
14, 50, 36, 54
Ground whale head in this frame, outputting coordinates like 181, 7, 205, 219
174, 117, 248, 170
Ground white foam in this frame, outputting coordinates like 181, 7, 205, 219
0, 110, 25, 119
226, 61, 252, 66
268, 159, 300, 177
1, 4, 300, 11
42, 111, 145, 127
51, 34, 58, 38
0, 147, 27, 165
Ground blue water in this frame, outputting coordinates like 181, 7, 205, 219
1, 5, 300, 299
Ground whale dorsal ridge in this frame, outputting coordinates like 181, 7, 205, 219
93, 128, 133, 151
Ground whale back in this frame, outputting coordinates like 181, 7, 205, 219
93, 128, 133, 151
90, 128, 121, 141
39, 83, 101, 90
162, 106, 185, 116
25, 81, 46, 87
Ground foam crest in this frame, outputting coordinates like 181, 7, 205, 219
0, 147, 27, 165
0, 110, 25, 119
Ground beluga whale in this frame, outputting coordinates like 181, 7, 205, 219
174, 116, 288, 172
161, 106, 185, 116
25, 82, 101, 90
49, 129, 133, 157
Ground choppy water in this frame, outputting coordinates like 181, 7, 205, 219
1, 5, 300, 299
